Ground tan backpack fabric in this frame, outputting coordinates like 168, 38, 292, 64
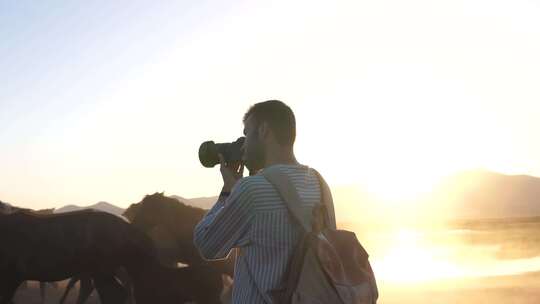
263, 166, 378, 304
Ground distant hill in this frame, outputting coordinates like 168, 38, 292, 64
170, 195, 217, 209
43, 169, 540, 223
293, 169, 540, 224
430, 169, 540, 219
55, 201, 125, 217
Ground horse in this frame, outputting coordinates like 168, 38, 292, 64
58, 192, 224, 304
0, 205, 228, 304
0, 210, 153, 304
124, 192, 236, 303
0, 201, 59, 304
124, 192, 235, 275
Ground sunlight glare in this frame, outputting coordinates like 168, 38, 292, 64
371, 229, 466, 283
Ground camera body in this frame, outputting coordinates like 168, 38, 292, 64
199, 137, 245, 168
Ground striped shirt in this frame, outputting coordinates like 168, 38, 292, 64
193, 164, 328, 303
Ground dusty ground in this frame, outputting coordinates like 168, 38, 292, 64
12, 272, 540, 303
12, 281, 100, 304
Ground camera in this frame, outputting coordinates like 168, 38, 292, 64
199, 137, 245, 168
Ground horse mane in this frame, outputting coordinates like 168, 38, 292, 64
35, 208, 55, 215
125, 192, 207, 222
145, 192, 207, 213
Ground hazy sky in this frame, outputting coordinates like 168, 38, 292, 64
1, 0, 539, 209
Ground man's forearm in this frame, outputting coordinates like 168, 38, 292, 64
193, 178, 253, 260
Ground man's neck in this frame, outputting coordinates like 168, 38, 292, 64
264, 146, 299, 168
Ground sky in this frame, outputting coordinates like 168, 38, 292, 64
1, 0, 540, 209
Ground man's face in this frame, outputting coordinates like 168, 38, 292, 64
242, 115, 265, 174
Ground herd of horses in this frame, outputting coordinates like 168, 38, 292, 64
0, 193, 234, 304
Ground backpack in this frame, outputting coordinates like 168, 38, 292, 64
262, 166, 378, 304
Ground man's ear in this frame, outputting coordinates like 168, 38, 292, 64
258, 121, 269, 140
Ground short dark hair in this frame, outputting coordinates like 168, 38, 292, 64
243, 100, 296, 146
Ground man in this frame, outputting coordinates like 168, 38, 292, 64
194, 100, 335, 303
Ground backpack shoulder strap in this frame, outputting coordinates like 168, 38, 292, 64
311, 169, 337, 229
262, 166, 337, 231
262, 166, 312, 232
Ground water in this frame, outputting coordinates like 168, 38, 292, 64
357, 225, 540, 283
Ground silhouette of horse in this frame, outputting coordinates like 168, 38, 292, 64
124, 192, 235, 275
124, 193, 236, 303
0, 202, 59, 304
0, 210, 155, 304
52, 192, 234, 304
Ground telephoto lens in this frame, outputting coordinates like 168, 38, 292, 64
199, 137, 245, 168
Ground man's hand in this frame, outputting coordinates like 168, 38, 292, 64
218, 153, 244, 192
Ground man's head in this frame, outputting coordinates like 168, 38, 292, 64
242, 100, 296, 172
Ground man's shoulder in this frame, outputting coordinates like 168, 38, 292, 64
233, 164, 319, 193
260, 164, 320, 182
232, 175, 272, 193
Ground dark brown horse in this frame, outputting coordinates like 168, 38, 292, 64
0, 205, 227, 304
0, 210, 154, 304
124, 192, 235, 275
0, 201, 58, 304
124, 193, 235, 303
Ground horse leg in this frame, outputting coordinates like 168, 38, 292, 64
76, 276, 94, 304
59, 277, 79, 304
39, 282, 46, 304
115, 268, 134, 304
0, 279, 22, 304
94, 274, 127, 304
